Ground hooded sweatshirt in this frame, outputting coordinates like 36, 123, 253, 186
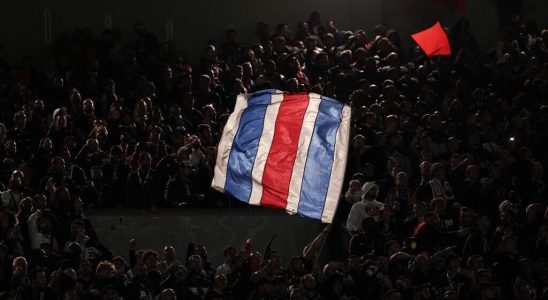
346, 182, 384, 232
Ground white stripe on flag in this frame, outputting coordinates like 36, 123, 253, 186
285, 94, 322, 215
248, 93, 284, 205
211, 94, 249, 192
321, 105, 351, 223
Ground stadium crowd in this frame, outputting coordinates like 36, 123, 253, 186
0, 8, 548, 300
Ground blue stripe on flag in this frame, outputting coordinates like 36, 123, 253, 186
297, 96, 344, 219
225, 90, 273, 202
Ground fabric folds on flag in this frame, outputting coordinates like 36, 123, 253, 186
412, 22, 452, 57
212, 90, 351, 223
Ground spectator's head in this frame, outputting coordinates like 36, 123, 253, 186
110, 256, 125, 273
19, 196, 32, 213
445, 254, 460, 272
476, 268, 492, 285
473, 215, 491, 233
229, 254, 243, 271
69, 89, 82, 112
488, 161, 503, 180
415, 283, 432, 299
159, 288, 176, 300
134, 99, 149, 120
33, 98, 45, 111
420, 161, 432, 178
196, 124, 212, 145
38, 215, 53, 234
347, 179, 362, 202
223, 246, 236, 263
431, 163, 445, 180
109, 145, 123, 163
458, 207, 472, 227
143, 249, 158, 270
300, 273, 315, 290
53, 109, 67, 130
285, 78, 299, 93
101, 285, 119, 300
431, 198, 446, 214
133, 262, 147, 280
322, 263, 337, 279
501, 234, 518, 252
188, 254, 203, 273
13, 111, 26, 128
413, 202, 427, 218
96, 261, 115, 279
5, 140, 16, 155
29, 268, 47, 289
242, 62, 253, 79
384, 240, 400, 256
163, 245, 176, 261
290, 256, 305, 275
198, 74, 211, 91
195, 244, 208, 261
83, 98, 94, 114
395, 171, 408, 187
85, 139, 99, 153
465, 164, 479, 182
326, 20, 337, 33
148, 125, 162, 142
290, 288, 306, 300
424, 211, 439, 225
268, 249, 282, 267
340, 50, 353, 67
361, 182, 379, 201
32, 194, 46, 211
70, 220, 85, 237
138, 152, 152, 170
7, 176, 22, 191
249, 251, 263, 271
386, 289, 402, 300
415, 254, 430, 272
78, 260, 93, 277
443, 291, 458, 300
12, 256, 27, 278
201, 104, 216, 121
61, 146, 74, 162
39, 137, 53, 153
90, 166, 102, 182
513, 280, 531, 300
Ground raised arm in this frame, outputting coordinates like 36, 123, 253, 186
303, 224, 331, 261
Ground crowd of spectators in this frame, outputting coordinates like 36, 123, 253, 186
0, 8, 548, 300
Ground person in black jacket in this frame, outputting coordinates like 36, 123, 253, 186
176, 255, 211, 300
19, 268, 55, 300
127, 152, 158, 209
462, 215, 492, 265
123, 262, 153, 300
163, 161, 198, 207
101, 145, 129, 208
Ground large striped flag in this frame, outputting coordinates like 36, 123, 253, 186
212, 89, 351, 223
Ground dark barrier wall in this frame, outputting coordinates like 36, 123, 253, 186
87, 208, 326, 266
1, 0, 547, 64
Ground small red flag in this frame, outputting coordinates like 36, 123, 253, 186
411, 22, 452, 57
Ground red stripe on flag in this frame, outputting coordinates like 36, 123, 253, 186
260, 94, 310, 209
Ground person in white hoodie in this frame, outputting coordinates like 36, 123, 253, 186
346, 182, 384, 233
